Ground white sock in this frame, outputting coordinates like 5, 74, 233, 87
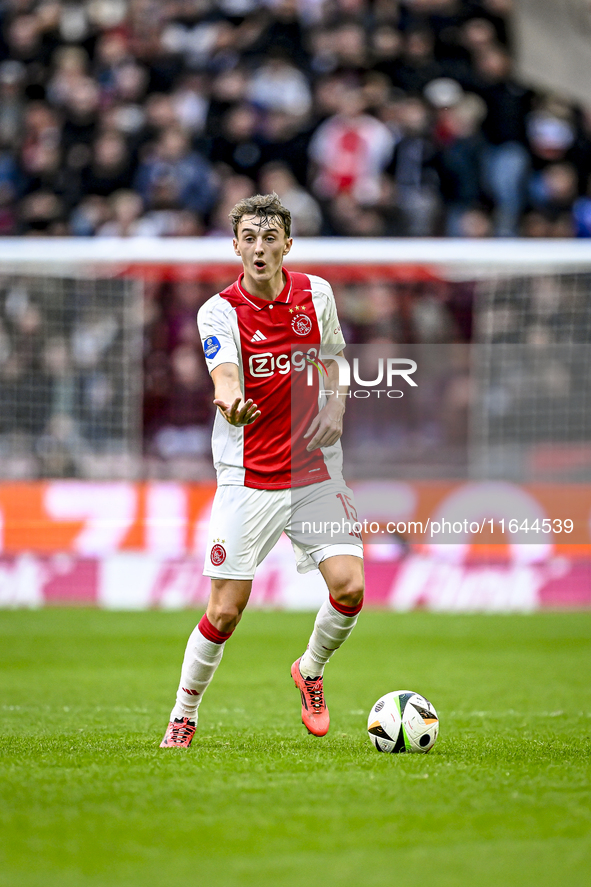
299, 597, 361, 679
170, 626, 225, 722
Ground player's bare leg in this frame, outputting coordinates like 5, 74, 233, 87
206, 578, 253, 634
292, 555, 364, 736
161, 579, 252, 747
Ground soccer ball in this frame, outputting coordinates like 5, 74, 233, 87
368, 690, 439, 753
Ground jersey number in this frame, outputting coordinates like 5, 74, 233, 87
336, 493, 362, 540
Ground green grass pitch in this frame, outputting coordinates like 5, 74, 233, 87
1, 608, 590, 887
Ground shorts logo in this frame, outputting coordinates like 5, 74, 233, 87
203, 336, 221, 359
211, 543, 226, 565
292, 314, 312, 336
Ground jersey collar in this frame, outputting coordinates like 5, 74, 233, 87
236, 268, 293, 310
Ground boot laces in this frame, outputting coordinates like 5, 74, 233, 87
171, 718, 195, 741
304, 677, 325, 712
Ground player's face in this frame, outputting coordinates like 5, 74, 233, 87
233, 214, 292, 289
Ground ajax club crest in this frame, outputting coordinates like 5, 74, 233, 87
292, 314, 312, 336
210, 543, 226, 565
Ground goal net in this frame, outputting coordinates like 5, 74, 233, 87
0, 270, 142, 480
0, 238, 589, 484
472, 271, 591, 483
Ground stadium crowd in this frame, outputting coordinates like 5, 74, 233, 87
0, 0, 591, 240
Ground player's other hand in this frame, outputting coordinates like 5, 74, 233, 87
214, 396, 261, 426
304, 399, 345, 451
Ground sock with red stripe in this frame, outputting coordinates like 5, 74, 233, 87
170, 615, 233, 722
298, 594, 363, 679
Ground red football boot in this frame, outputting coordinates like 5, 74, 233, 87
291, 658, 330, 736
159, 717, 196, 748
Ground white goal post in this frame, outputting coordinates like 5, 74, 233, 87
0, 236, 589, 276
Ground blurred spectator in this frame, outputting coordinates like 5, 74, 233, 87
207, 172, 256, 235
46, 45, 89, 108
81, 131, 135, 198
6, 12, 45, 69
70, 194, 110, 236
248, 54, 312, 117
387, 95, 439, 235
389, 26, 444, 94
329, 21, 371, 74
21, 140, 79, 211
20, 101, 61, 170
205, 67, 250, 139
460, 17, 498, 57
93, 30, 132, 102
210, 103, 264, 178
431, 90, 487, 234
244, 0, 309, 68
19, 189, 65, 234
456, 206, 493, 237
0, 60, 26, 147
172, 73, 209, 135
371, 24, 404, 81
474, 44, 532, 236
259, 161, 322, 235
526, 105, 576, 168
573, 175, 591, 238
97, 189, 144, 236
258, 109, 314, 185
134, 126, 218, 214
309, 86, 395, 204
60, 76, 101, 157
0, 148, 22, 234
528, 163, 578, 225
521, 210, 552, 239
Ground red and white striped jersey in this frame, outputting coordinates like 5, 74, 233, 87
197, 268, 346, 489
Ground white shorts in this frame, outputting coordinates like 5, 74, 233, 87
204, 479, 364, 579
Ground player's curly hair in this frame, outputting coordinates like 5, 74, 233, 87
229, 192, 291, 239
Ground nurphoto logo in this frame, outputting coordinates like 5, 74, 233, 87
305, 353, 418, 399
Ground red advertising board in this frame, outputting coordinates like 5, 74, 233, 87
0, 481, 589, 610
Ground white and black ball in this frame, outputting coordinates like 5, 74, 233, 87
368, 691, 439, 753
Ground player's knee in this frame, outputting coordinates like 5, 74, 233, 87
328, 572, 365, 609
208, 579, 251, 634
207, 601, 244, 634
333, 585, 364, 609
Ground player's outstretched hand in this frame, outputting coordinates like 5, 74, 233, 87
304, 399, 345, 451
214, 396, 261, 426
